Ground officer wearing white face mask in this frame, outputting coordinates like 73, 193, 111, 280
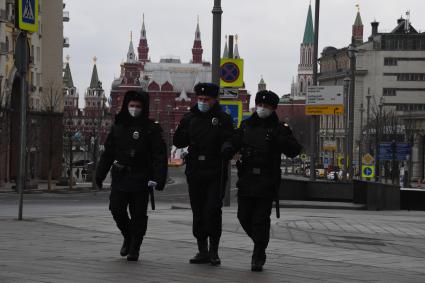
96, 90, 168, 262
225, 90, 302, 272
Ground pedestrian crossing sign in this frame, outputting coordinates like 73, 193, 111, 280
18, 0, 39, 32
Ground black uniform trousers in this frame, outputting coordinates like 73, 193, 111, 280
187, 175, 223, 242
109, 189, 149, 240
237, 195, 273, 248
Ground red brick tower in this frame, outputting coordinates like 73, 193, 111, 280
192, 17, 203, 64
138, 14, 150, 65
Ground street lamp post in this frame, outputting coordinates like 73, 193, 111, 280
366, 90, 372, 153
358, 102, 365, 180
212, 0, 222, 85
347, 43, 357, 181
310, 0, 321, 181
343, 77, 351, 181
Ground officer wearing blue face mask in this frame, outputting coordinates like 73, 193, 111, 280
173, 83, 233, 266
225, 90, 302, 272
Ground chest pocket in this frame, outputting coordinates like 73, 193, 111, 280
113, 125, 151, 166
241, 125, 273, 166
189, 116, 222, 154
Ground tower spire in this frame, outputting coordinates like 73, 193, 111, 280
192, 16, 203, 64
352, 4, 364, 46
234, 34, 240, 59
90, 56, 100, 89
138, 14, 150, 63
222, 35, 228, 58
303, 3, 314, 44
127, 30, 136, 62
63, 55, 74, 88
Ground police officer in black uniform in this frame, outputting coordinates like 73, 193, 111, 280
96, 90, 167, 261
173, 83, 233, 266
228, 90, 302, 271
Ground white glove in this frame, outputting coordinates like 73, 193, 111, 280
148, 180, 157, 189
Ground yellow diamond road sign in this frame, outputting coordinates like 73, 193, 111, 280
362, 154, 375, 165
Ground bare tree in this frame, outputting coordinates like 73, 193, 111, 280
40, 82, 63, 191
366, 98, 403, 184
0, 81, 10, 187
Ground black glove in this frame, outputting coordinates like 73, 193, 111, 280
95, 178, 103, 189
221, 142, 234, 160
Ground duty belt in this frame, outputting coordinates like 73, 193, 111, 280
240, 162, 273, 175
113, 161, 144, 173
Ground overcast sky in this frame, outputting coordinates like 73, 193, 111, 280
64, 0, 425, 107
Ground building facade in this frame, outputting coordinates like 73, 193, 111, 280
110, 16, 250, 155
0, 1, 67, 186
319, 11, 425, 182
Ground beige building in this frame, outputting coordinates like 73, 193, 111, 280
0, 0, 68, 185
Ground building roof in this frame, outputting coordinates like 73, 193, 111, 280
303, 4, 314, 44
144, 61, 211, 93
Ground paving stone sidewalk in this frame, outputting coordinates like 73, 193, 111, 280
1, 205, 425, 282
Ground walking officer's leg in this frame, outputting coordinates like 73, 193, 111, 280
250, 197, 273, 272
188, 177, 209, 264
237, 196, 255, 239
126, 191, 149, 261
204, 178, 223, 266
109, 190, 131, 257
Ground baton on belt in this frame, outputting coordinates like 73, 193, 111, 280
148, 181, 156, 210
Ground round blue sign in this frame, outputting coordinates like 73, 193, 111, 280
220, 62, 240, 83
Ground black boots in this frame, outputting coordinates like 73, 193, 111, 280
189, 239, 210, 264
120, 236, 131, 257
127, 237, 143, 261
209, 238, 221, 266
251, 244, 266, 272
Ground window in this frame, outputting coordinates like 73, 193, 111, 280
383, 88, 396, 96
384, 58, 397, 66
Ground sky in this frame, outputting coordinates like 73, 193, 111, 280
64, 0, 425, 107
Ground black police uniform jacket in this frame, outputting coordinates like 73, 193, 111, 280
96, 92, 168, 192
173, 103, 233, 179
232, 112, 302, 198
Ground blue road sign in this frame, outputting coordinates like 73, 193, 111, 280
379, 142, 411, 161
220, 100, 243, 127
18, 0, 39, 32
362, 165, 375, 178
220, 62, 240, 83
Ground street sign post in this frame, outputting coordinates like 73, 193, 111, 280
306, 86, 344, 115
14, 32, 30, 220
220, 100, 243, 127
18, 0, 39, 32
379, 142, 411, 161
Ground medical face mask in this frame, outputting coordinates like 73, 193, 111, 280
256, 106, 273, 119
197, 102, 211, 113
128, 107, 142, 117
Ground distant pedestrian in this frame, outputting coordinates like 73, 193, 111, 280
81, 168, 87, 181
75, 168, 80, 180
96, 90, 168, 261
173, 83, 233, 266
